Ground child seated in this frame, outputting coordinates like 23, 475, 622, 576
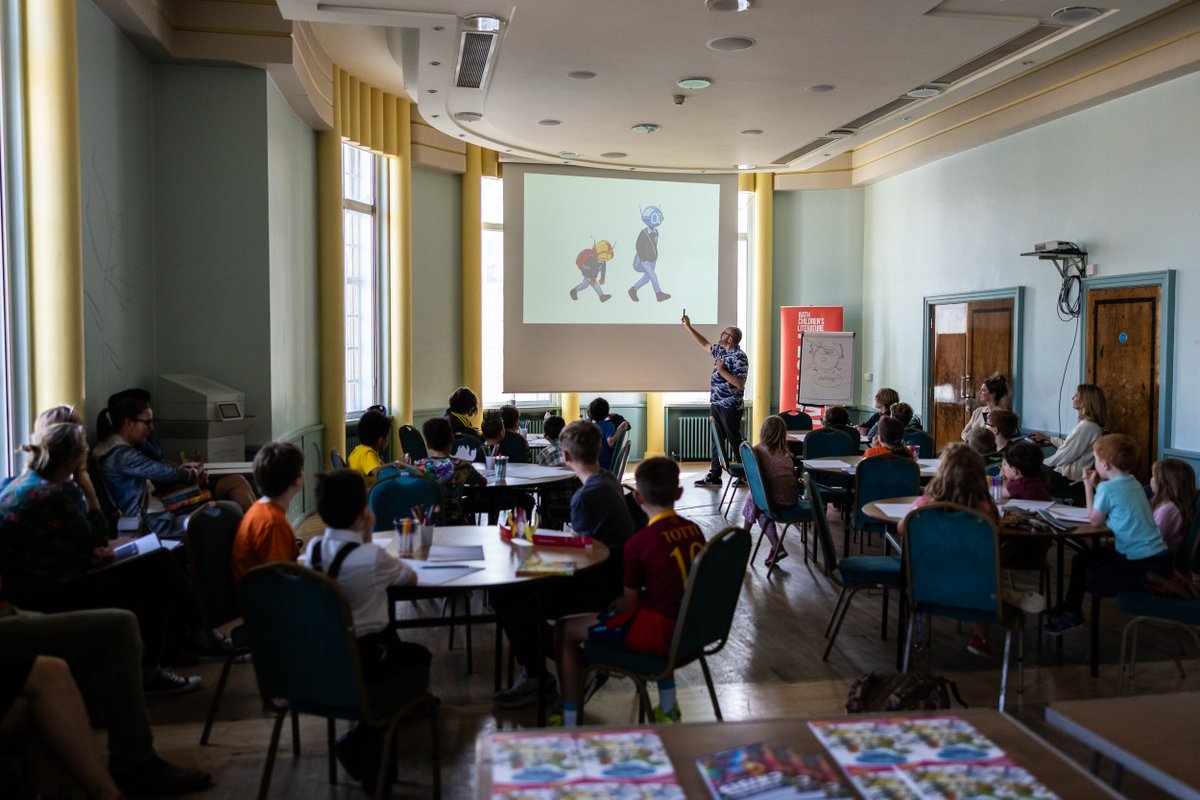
348, 408, 393, 487
553, 457, 704, 725
300, 470, 431, 787
857, 387, 898, 438
821, 405, 859, 447
410, 417, 486, 525
987, 409, 1022, 453
965, 427, 1001, 468
1046, 434, 1172, 634
1149, 458, 1198, 559
232, 442, 304, 582
1001, 442, 1051, 501
537, 416, 567, 467
863, 417, 914, 460
499, 404, 531, 463
741, 415, 800, 566
588, 397, 630, 471
889, 402, 922, 432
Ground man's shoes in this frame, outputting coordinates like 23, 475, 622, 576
628, 287, 639, 301
143, 668, 202, 695
1045, 611, 1084, 635
569, 288, 578, 300
493, 672, 559, 709
112, 756, 212, 797
655, 292, 672, 302
966, 634, 993, 657
652, 705, 682, 723
693, 475, 722, 487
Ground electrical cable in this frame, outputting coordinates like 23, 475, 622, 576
1055, 304, 1082, 435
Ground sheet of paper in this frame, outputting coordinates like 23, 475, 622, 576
1001, 498, 1055, 512
427, 544, 485, 561
504, 463, 573, 480
876, 503, 915, 520
917, 458, 941, 469
400, 561, 484, 586
452, 443, 477, 461
1049, 505, 1091, 522
803, 459, 853, 470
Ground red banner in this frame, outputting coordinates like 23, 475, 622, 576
779, 306, 844, 415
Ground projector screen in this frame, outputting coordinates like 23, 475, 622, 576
503, 164, 739, 392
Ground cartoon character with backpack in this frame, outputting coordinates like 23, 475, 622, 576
570, 238, 616, 303
628, 204, 670, 302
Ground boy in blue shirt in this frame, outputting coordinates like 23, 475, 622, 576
1046, 434, 1171, 634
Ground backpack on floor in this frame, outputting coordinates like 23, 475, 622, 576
845, 671, 968, 713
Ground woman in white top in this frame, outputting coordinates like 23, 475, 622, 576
1030, 384, 1106, 483
960, 373, 1011, 440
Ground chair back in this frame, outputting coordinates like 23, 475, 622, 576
398, 424, 428, 460
780, 410, 813, 431
369, 473, 441, 531
710, 417, 735, 471
240, 563, 365, 718
903, 430, 935, 458
1176, 493, 1200, 575
453, 433, 485, 463
739, 442, 773, 514
856, 455, 921, 516
183, 501, 245, 629
806, 479, 839, 576
902, 503, 1001, 619
802, 428, 858, 459
330, 449, 347, 470
611, 439, 632, 479
667, 526, 751, 665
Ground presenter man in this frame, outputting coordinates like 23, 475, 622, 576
682, 315, 748, 487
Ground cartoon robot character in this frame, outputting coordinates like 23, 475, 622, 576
570, 238, 615, 302
628, 204, 670, 302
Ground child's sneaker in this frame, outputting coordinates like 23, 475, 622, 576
493, 673, 558, 709
1045, 611, 1084, 635
1002, 589, 1047, 614
966, 634, 993, 657
652, 705, 682, 723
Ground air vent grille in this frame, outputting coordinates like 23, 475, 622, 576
842, 96, 919, 131
933, 24, 1061, 85
772, 137, 838, 165
456, 32, 495, 89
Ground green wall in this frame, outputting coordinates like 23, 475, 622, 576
411, 166, 462, 420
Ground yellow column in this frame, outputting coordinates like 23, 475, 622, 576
751, 173, 774, 436
318, 125, 346, 458
24, 0, 84, 412
561, 392, 580, 423
388, 97, 413, 439
644, 392, 665, 457
461, 145, 483, 424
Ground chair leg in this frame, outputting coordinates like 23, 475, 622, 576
430, 697, 442, 800
720, 476, 735, 514
902, 613, 915, 673
999, 629, 1012, 713
823, 587, 861, 660
200, 654, 235, 745
257, 708, 288, 800
1171, 627, 1188, 679
1118, 618, 1138, 696
823, 587, 849, 639
373, 720, 401, 800
465, 591, 474, 674
494, 619, 504, 692
327, 718, 337, 784
635, 680, 653, 724
699, 657, 723, 721
1017, 621, 1025, 694
751, 527, 766, 564
291, 709, 301, 756
448, 594, 458, 651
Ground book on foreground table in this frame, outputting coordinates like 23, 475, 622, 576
516, 556, 576, 577
696, 743, 850, 799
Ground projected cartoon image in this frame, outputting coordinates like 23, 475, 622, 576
809, 341, 847, 389
628, 205, 670, 302
570, 238, 616, 303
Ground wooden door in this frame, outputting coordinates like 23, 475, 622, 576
928, 298, 1015, 452
1086, 285, 1160, 482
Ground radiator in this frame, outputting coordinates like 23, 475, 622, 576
524, 418, 544, 435
675, 414, 749, 461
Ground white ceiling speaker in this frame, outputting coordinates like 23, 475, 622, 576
905, 86, 942, 99
1051, 6, 1102, 24
454, 111, 483, 121
824, 128, 856, 139
706, 0, 751, 11
631, 123, 660, 133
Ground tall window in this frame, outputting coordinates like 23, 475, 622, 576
0, 10, 28, 480
480, 177, 554, 407
342, 143, 386, 414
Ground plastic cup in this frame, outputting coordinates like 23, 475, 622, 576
419, 524, 434, 551
485, 454, 496, 473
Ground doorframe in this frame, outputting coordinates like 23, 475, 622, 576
1080, 270, 1176, 462
921, 287, 1025, 434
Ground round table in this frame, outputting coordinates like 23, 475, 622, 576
471, 461, 577, 489
805, 454, 941, 478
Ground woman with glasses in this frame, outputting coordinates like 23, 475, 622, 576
94, 393, 252, 519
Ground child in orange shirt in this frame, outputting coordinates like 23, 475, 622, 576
231, 442, 304, 582
863, 417, 914, 460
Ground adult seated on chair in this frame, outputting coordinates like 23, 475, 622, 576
554, 457, 703, 725
231, 442, 304, 582
821, 405, 859, 447
299, 470, 432, 788
407, 417, 486, 524
444, 386, 482, 438
1028, 383, 1106, 486
492, 421, 634, 708
960, 373, 1011, 440
94, 391, 254, 519
0, 606, 211, 797
0, 423, 205, 694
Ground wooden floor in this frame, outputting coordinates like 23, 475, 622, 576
142, 465, 1199, 799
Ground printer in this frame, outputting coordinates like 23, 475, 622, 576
153, 374, 254, 463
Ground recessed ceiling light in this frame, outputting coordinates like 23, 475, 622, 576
538, 119, 562, 126
736, 163, 756, 170
463, 14, 505, 32
741, 129, 763, 135
431, 114, 440, 118
432, 25, 444, 31
454, 111, 483, 122
707, 36, 755, 52
427, 89, 437, 94
905, 86, 942, 99
631, 123, 660, 134
567, 71, 596, 80
559, 151, 581, 159
825, 128, 855, 139
822, 153, 831, 157
1022, 60, 1036, 66
430, 61, 441, 67
901, 116, 912, 121
601, 152, 628, 158
1051, 6, 1102, 24
505, 148, 513, 153
706, 0, 751, 10
806, 84, 835, 93
677, 77, 712, 90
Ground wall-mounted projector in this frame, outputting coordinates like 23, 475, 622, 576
1020, 241, 1085, 257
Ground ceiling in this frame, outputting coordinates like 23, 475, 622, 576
226, 2, 1188, 172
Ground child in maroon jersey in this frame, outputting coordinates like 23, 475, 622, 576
552, 457, 705, 726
